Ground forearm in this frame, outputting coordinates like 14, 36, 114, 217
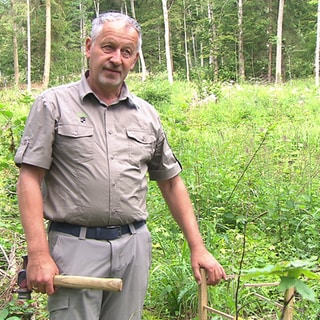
17, 166, 49, 255
17, 165, 59, 294
157, 176, 204, 250
157, 175, 227, 284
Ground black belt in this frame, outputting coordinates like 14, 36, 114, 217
49, 220, 146, 241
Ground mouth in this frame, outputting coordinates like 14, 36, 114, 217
103, 67, 121, 75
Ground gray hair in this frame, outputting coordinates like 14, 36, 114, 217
91, 12, 142, 52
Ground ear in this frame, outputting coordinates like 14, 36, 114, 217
130, 52, 140, 71
85, 37, 93, 58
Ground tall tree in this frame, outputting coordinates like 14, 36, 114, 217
80, 1, 87, 73
238, 0, 245, 81
42, 0, 51, 88
26, 0, 31, 91
162, 0, 173, 83
267, 0, 274, 82
208, 1, 219, 81
11, 0, 19, 87
275, 0, 285, 84
129, 0, 147, 81
315, 0, 320, 86
183, 0, 190, 81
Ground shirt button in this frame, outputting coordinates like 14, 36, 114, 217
108, 130, 113, 135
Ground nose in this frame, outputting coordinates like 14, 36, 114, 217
109, 49, 122, 65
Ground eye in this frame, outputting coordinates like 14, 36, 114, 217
102, 45, 114, 53
121, 48, 132, 59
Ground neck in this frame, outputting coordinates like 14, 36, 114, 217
88, 79, 122, 106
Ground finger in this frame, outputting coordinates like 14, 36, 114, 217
193, 266, 201, 285
207, 266, 225, 285
45, 278, 57, 295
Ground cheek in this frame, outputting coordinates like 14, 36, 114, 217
130, 59, 138, 70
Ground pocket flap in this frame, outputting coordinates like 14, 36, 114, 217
57, 124, 93, 138
126, 129, 156, 144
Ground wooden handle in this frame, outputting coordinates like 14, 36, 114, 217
53, 275, 122, 292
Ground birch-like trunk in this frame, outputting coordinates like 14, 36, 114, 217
275, 0, 285, 85
315, 0, 320, 86
183, 0, 190, 81
130, 0, 147, 81
42, 0, 51, 88
26, 0, 31, 91
267, 0, 273, 83
162, 0, 173, 84
11, 0, 20, 87
238, 0, 245, 82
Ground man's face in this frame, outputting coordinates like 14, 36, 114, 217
86, 20, 140, 91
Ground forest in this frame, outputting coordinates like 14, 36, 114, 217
0, 0, 319, 87
1, 0, 320, 319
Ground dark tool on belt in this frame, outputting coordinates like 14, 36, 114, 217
17, 255, 122, 300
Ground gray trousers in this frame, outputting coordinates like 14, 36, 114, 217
47, 224, 152, 320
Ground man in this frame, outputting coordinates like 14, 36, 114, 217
15, 12, 226, 320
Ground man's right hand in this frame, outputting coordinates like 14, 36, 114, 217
26, 252, 59, 295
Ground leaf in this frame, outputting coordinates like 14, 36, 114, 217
279, 277, 316, 302
0, 308, 9, 320
279, 277, 296, 291
0, 110, 13, 118
242, 259, 320, 280
300, 269, 320, 280
242, 264, 286, 278
294, 279, 316, 302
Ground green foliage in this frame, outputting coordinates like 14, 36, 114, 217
243, 259, 320, 301
0, 308, 20, 320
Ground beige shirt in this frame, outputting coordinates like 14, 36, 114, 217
15, 73, 181, 226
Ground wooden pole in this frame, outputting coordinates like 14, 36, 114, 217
282, 287, 295, 320
199, 268, 208, 320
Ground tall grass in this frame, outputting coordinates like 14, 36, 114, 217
142, 79, 320, 319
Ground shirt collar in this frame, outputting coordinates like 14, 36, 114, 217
79, 70, 139, 109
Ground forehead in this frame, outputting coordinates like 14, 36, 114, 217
98, 20, 139, 47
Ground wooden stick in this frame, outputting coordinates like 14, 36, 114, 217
54, 275, 122, 292
203, 306, 234, 319
243, 282, 280, 287
282, 287, 295, 320
198, 268, 208, 320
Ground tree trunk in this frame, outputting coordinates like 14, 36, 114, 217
275, 0, 285, 85
315, 0, 320, 86
183, 0, 190, 81
208, 1, 219, 81
130, 0, 147, 81
80, 1, 87, 73
238, 0, 245, 82
94, 0, 99, 17
267, 0, 273, 83
42, 0, 51, 88
11, 0, 19, 87
162, 0, 173, 84
26, 0, 31, 92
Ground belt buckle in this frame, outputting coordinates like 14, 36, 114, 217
106, 225, 122, 239
95, 226, 122, 240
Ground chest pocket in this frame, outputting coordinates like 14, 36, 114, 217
126, 129, 156, 164
55, 124, 94, 162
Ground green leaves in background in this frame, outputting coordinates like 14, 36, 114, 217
243, 259, 320, 301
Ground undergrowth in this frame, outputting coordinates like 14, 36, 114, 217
1, 78, 320, 319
